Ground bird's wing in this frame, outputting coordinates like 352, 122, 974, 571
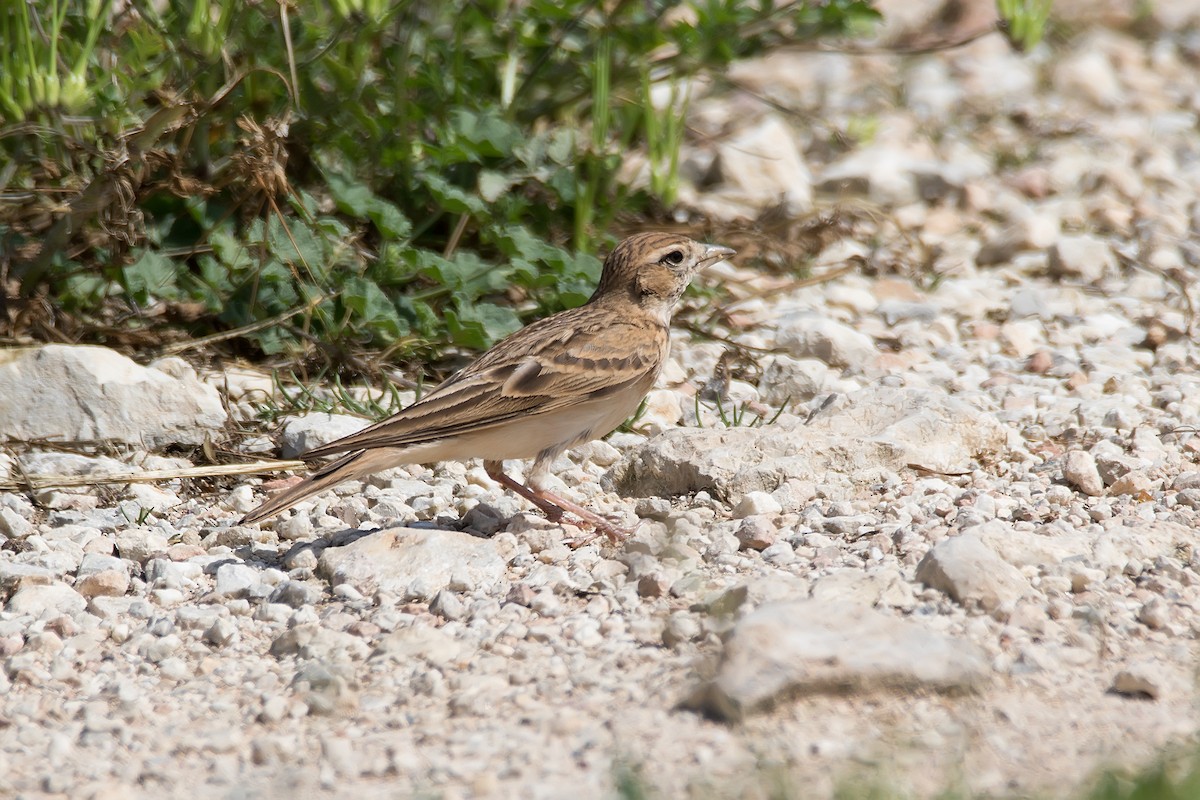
301, 311, 665, 459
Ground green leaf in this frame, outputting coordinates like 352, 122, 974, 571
490, 224, 564, 263
420, 172, 486, 216
447, 108, 521, 158
443, 300, 521, 350
327, 172, 412, 239
211, 231, 253, 272
341, 276, 410, 343
266, 215, 326, 279
396, 296, 440, 335
122, 250, 180, 302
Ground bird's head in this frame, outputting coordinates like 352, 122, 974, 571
591, 232, 735, 319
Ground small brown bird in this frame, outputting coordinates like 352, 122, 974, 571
240, 232, 735, 540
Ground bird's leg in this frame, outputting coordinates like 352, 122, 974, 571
526, 487, 633, 544
483, 460, 631, 543
484, 460, 563, 521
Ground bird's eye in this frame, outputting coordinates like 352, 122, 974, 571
662, 250, 684, 265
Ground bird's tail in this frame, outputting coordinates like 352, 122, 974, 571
239, 449, 398, 525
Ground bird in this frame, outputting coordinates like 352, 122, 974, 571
240, 232, 736, 541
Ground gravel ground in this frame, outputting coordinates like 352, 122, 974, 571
3, 6, 1200, 798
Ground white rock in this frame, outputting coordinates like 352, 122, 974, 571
733, 491, 783, 518
775, 314, 878, 368
6, 582, 86, 615
916, 533, 1032, 611
0, 345, 226, 447
758, 356, 831, 405
714, 115, 812, 213
637, 389, 684, 435
689, 600, 989, 720
1062, 450, 1105, 497
0, 507, 33, 539
318, 528, 504, 600
214, 563, 260, 598
1048, 235, 1117, 283
608, 386, 1007, 500
279, 413, 372, 459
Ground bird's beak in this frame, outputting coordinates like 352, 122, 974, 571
698, 244, 736, 270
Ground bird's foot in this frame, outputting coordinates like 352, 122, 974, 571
485, 462, 634, 546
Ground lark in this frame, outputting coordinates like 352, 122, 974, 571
240, 232, 735, 540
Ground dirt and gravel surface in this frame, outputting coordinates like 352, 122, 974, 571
3, 4, 1200, 798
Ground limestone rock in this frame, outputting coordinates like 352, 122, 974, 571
279, 413, 372, 459
916, 532, 1032, 611
713, 115, 812, 213
689, 600, 989, 721
318, 527, 505, 601
607, 386, 1007, 500
0, 345, 226, 448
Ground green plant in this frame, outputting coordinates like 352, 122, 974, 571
254, 370, 415, 425
693, 393, 791, 428
997, 0, 1053, 51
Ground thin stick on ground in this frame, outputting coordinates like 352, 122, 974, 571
0, 460, 306, 492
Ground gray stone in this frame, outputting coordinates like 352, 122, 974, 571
0, 345, 226, 447
810, 567, 915, 608
689, 600, 989, 721
0, 507, 33, 539
757, 355, 830, 405
1048, 235, 1117, 283
916, 533, 1032, 611
318, 528, 504, 601
278, 413, 372, 459
607, 386, 1007, 500
203, 618, 239, 647
1062, 450, 1105, 497
713, 115, 812, 213
270, 624, 370, 662
774, 313, 878, 368
6, 582, 86, 615
214, 563, 260, 598
74, 570, 129, 599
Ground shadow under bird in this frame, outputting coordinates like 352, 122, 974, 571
240, 232, 736, 540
